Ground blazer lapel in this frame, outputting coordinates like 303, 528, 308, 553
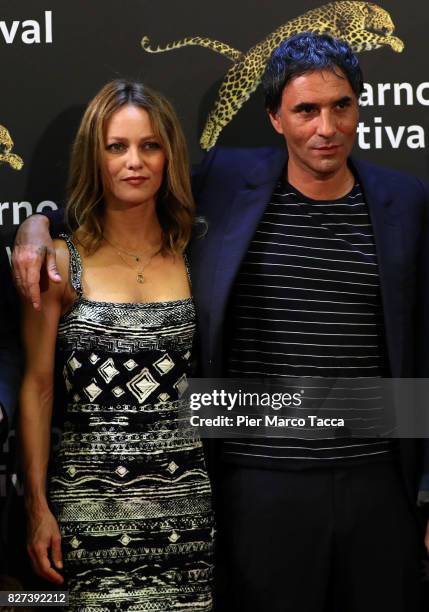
196, 151, 405, 376
207, 148, 287, 368
351, 159, 405, 377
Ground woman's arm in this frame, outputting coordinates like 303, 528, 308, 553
19, 240, 70, 584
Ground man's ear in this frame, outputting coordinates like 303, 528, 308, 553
268, 110, 283, 135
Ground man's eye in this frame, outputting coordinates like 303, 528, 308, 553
336, 100, 350, 109
106, 142, 126, 152
300, 105, 315, 114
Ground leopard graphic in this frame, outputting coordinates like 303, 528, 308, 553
0, 124, 23, 170
142, 1, 404, 150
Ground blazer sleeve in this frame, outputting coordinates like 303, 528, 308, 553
415, 179, 429, 505
44, 207, 67, 237
414, 180, 429, 376
191, 148, 219, 204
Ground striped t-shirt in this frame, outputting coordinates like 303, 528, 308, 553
225, 180, 394, 468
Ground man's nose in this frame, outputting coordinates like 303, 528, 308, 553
317, 110, 336, 139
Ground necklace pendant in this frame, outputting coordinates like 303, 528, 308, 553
137, 272, 144, 284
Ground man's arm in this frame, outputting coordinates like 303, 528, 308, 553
12, 209, 66, 310
191, 148, 218, 204
415, 179, 429, 552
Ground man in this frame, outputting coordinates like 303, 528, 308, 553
13, 33, 429, 612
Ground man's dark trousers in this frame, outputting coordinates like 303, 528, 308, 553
214, 461, 423, 612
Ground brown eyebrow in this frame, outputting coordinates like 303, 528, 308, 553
106, 134, 157, 141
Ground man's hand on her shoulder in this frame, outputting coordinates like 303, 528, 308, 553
12, 214, 61, 311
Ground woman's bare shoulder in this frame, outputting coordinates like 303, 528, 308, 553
53, 238, 71, 279
52, 237, 82, 308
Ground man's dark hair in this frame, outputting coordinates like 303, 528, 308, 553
262, 32, 364, 113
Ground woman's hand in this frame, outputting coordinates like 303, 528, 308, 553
27, 508, 64, 584
12, 214, 61, 311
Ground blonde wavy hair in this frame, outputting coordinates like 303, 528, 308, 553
65, 79, 194, 254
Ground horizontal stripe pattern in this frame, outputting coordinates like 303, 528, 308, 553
225, 181, 392, 466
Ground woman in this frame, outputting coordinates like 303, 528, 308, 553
19, 80, 214, 610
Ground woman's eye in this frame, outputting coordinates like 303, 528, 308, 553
106, 142, 126, 152
142, 141, 161, 150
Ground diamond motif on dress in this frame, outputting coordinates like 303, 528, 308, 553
184, 350, 191, 360
98, 358, 120, 383
158, 392, 170, 402
153, 353, 175, 375
115, 465, 129, 477
62, 367, 72, 391
174, 374, 188, 397
67, 354, 82, 372
167, 461, 178, 474
73, 394, 80, 402
119, 534, 131, 546
126, 368, 159, 404
112, 386, 125, 398
168, 530, 180, 543
89, 353, 100, 364
83, 379, 102, 401
67, 466, 77, 477
124, 359, 138, 371
70, 536, 81, 549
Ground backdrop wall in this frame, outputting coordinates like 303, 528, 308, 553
1, 0, 428, 587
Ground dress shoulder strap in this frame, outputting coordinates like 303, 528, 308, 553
184, 252, 192, 288
59, 233, 83, 297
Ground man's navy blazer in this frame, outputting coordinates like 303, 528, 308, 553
190, 146, 429, 506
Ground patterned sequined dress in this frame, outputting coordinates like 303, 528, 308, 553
49, 236, 214, 611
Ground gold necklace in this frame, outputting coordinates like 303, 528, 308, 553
103, 236, 159, 284
103, 236, 146, 262
114, 249, 155, 283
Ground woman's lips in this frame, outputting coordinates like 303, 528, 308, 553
123, 176, 148, 185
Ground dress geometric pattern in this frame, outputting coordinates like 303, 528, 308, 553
49, 236, 214, 611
